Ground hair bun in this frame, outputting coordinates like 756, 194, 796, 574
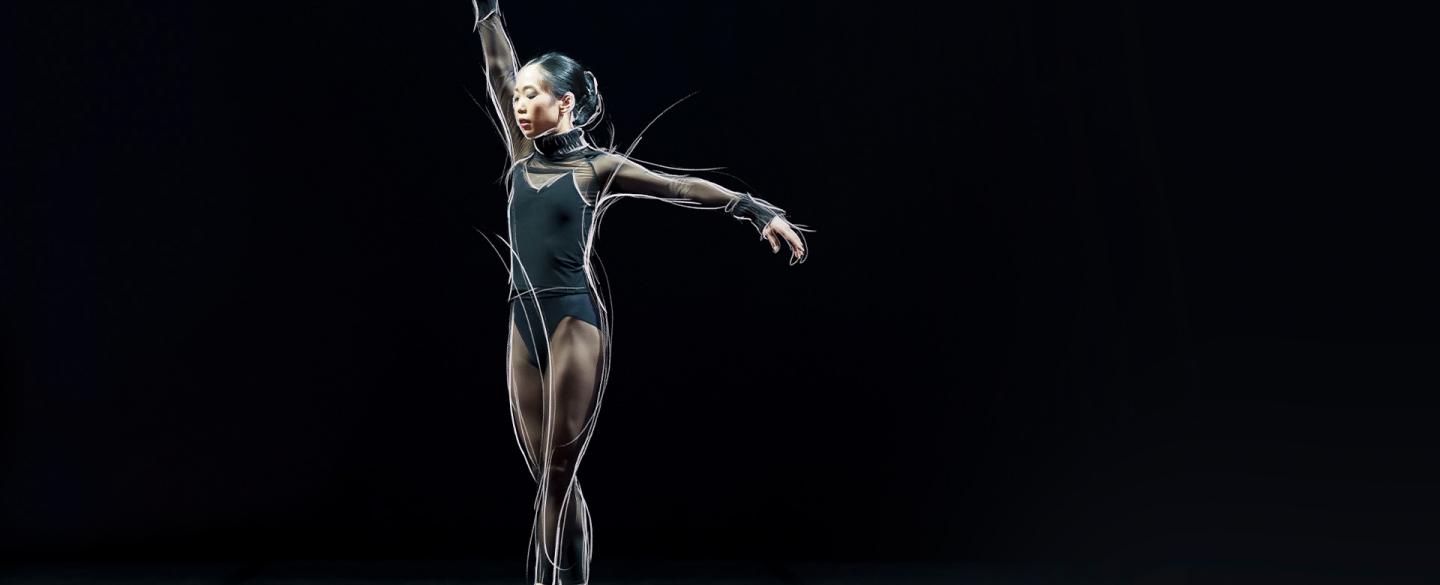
578, 70, 603, 127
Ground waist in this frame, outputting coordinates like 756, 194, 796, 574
509, 286, 592, 301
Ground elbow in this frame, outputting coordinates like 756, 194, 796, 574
670, 179, 695, 201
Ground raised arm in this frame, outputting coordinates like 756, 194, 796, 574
473, 0, 531, 161
592, 153, 809, 263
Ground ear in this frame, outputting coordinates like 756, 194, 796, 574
560, 91, 576, 113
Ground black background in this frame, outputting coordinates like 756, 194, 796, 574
4, 0, 1437, 579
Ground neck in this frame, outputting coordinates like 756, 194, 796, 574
533, 127, 589, 159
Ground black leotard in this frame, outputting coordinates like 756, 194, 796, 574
507, 129, 599, 298
507, 128, 604, 371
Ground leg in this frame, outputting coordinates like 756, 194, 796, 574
511, 296, 548, 372
531, 313, 604, 585
509, 308, 546, 481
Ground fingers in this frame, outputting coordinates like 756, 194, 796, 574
779, 225, 806, 265
762, 219, 808, 265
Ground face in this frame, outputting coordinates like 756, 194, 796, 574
513, 64, 575, 139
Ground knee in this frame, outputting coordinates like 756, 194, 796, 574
541, 456, 578, 485
542, 405, 594, 450
561, 410, 595, 443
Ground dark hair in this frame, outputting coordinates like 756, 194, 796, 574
523, 52, 604, 128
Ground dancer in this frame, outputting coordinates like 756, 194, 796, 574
472, 2, 810, 583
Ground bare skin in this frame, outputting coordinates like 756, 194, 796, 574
512, 63, 577, 140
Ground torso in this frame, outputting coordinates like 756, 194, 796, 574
507, 151, 602, 298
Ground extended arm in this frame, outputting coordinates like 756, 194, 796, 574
594, 153, 809, 263
595, 154, 782, 230
474, 0, 531, 160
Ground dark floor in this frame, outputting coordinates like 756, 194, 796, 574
1, 560, 1436, 585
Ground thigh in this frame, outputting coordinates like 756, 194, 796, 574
509, 315, 545, 471
510, 296, 547, 369
547, 314, 604, 449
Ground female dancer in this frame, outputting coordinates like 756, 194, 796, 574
473, 2, 810, 583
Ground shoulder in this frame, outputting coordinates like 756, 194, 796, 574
508, 137, 534, 163
508, 153, 536, 170
586, 148, 623, 164
589, 149, 651, 172
583, 149, 627, 175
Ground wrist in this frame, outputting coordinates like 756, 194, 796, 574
727, 193, 785, 235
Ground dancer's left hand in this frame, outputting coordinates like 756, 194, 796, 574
762, 217, 808, 265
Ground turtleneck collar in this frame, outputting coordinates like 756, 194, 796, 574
532, 127, 591, 160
